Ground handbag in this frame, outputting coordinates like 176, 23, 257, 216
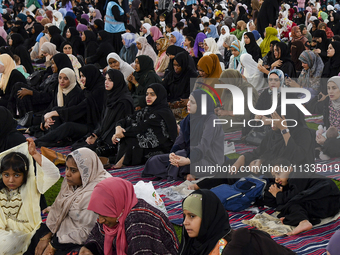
244, 125, 272, 146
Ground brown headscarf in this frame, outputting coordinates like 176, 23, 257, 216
291, 26, 308, 44
197, 54, 222, 78
156, 37, 169, 57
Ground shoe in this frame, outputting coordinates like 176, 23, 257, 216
18, 111, 33, 127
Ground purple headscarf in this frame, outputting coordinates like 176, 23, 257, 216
81, 14, 89, 22
76, 24, 88, 32
193, 32, 207, 58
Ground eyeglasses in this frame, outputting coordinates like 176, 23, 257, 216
268, 78, 280, 82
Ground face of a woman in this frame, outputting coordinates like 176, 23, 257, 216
8, 38, 12, 46
302, 27, 307, 35
51, 59, 58, 73
136, 41, 142, 50
183, 209, 202, 238
65, 157, 82, 187
187, 95, 197, 114
221, 28, 226, 35
80, 71, 86, 86
244, 34, 250, 45
0, 64, 5, 73
231, 47, 240, 57
66, 29, 71, 39
268, 73, 281, 90
295, 29, 301, 37
197, 65, 208, 78
92, 10, 97, 17
170, 34, 177, 44
135, 59, 140, 72
173, 59, 182, 74
328, 81, 340, 101
108, 58, 120, 70
146, 88, 157, 105
105, 73, 114, 90
327, 43, 335, 57
142, 26, 147, 34
203, 42, 209, 52
59, 73, 71, 89
27, 17, 32, 23
301, 62, 309, 70
81, 32, 86, 41
274, 45, 281, 59
63, 44, 72, 54
156, 41, 162, 50
98, 214, 118, 228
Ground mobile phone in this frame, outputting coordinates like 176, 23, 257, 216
258, 59, 263, 65
284, 73, 289, 79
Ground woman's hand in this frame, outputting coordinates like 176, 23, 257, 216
268, 183, 283, 197
271, 60, 283, 69
257, 64, 269, 74
44, 111, 58, 121
45, 54, 53, 62
42, 206, 51, 214
42, 243, 56, 255
17, 88, 33, 99
86, 133, 98, 145
169, 155, 190, 167
79, 247, 93, 255
318, 92, 328, 102
27, 138, 38, 156
271, 111, 286, 130
115, 126, 126, 138
316, 133, 326, 145
35, 233, 52, 255
44, 118, 55, 130
313, 48, 321, 54
285, 77, 300, 87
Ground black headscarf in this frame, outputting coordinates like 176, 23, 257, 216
314, 29, 329, 52
97, 71, 134, 141
323, 41, 340, 78
26, 15, 35, 24
60, 41, 73, 52
48, 25, 65, 51
0, 107, 26, 152
52, 53, 74, 73
236, 6, 249, 22
10, 33, 34, 74
10, 33, 25, 49
166, 45, 196, 73
146, 83, 177, 142
83, 30, 97, 45
79, 64, 106, 125
178, 189, 231, 255
244, 32, 261, 62
94, 19, 104, 31
133, 55, 155, 80
98, 30, 112, 43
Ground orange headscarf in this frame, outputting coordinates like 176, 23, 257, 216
197, 54, 222, 78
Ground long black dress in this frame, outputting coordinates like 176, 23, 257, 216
83, 31, 99, 60
10, 33, 34, 74
256, 0, 280, 38
0, 69, 27, 108
115, 83, 177, 166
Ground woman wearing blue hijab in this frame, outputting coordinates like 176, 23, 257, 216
207, 25, 219, 40
170, 31, 185, 47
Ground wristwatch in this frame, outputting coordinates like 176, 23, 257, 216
281, 128, 290, 135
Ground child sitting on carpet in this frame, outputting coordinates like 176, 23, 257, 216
0, 139, 60, 254
269, 158, 340, 235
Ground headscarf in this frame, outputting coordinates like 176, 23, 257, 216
53, 11, 63, 28
106, 52, 135, 81
217, 26, 230, 52
156, 37, 169, 56
45, 10, 53, 21
47, 148, 111, 237
81, 13, 89, 23
291, 40, 305, 71
268, 69, 284, 94
133, 55, 155, 81
83, 30, 97, 46
178, 189, 231, 255
197, 54, 222, 78
90, 9, 102, 25
17, 13, 27, 22
170, 31, 185, 47
57, 67, 77, 107
76, 24, 88, 32
79, 64, 104, 91
41, 42, 58, 56
203, 38, 220, 55
142, 23, 151, 36
298, 50, 324, 92
244, 32, 260, 58
193, 32, 207, 57
260, 27, 280, 57
252, 30, 261, 41
291, 26, 308, 44
9, 33, 25, 49
207, 24, 219, 39
52, 53, 74, 73
135, 36, 157, 63
0, 54, 16, 92
230, 39, 246, 70
121, 32, 136, 48
40, 18, 52, 26
324, 41, 340, 78
150, 26, 162, 42
328, 76, 340, 110
88, 178, 137, 255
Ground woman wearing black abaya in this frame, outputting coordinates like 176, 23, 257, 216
244, 32, 262, 62
63, 16, 76, 38
8, 53, 74, 119
48, 25, 66, 51
86, 30, 115, 68
272, 42, 297, 78
9, 33, 34, 74
313, 29, 330, 64
66, 27, 84, 56
25, 23, 44, 51
236, 6, 249, 23
257, 0, 280, 38
0, 106, 26, 153
321, 42, 340, 95
163, 51, 198, 103
81, 30, 98, 59
165, 45, 196, 77
35, 65, 104, 147
72, 69, 134, 155
112, 83, 177, 168
128, 55, 162, 109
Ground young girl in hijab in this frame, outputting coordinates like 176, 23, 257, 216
81, 31, 98, 60
259, 27, 280, 57
228, 40, 246, 73
313, 29, 330, 63
230, 20, 247, 40
244, 31, 262, 62
105, 53, 135, 84
9, 33, 34, 74
119, 32, 138, 64
217, 25, 230, 56
26, 147, 111, 255
141, 23, 154, 48
77, 177, 179, 255
203, 38, 225, 69
0, 140, 60, 254
154, 37, 170, 77
73, 69, 134, 156
192, 32, 207, 63
112, 84, 177, 168
135, 36, 158, 66
66, 27, 84, 57
170, 31, 185, 47
48, 25, 66, 51
128, 55, 162, 109
143, 89, 224, 181
206, 24, 219, 40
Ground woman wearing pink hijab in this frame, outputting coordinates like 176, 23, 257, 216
79, 177, 179, 255
0, 20, 7, 41
150, 26, 163, 42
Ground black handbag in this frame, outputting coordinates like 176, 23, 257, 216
244, 125, 272, 146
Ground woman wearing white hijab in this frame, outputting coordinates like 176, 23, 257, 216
135, 37, 158, 66
240, 53, 266, 90
203, 38, 225, 70
217, 25, 230, 56
106, 53, 135, 84
53, 11, 65, 33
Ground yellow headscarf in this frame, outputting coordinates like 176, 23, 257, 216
259, 27, 280, 57
0, 54, 16, 93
